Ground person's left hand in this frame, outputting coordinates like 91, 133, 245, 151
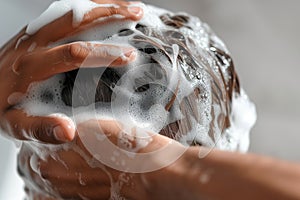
0, 0, 143, 144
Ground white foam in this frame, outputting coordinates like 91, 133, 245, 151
117, 127, 153, 156
217, 90, 257, 152
16, 2, 257, 198
26, 0, 119, 35
20, 2, 257, 153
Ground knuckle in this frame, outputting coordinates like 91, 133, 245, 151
9, 122, 27, 141
83, 11, 93, 24
39, 162, 50, 179
98, 45, 109, 58
64, 43, 86, 62
12, 54, 28, 75
31, 119, 53, 142
107, 6, 119, 15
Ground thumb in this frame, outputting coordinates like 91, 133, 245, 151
2, 109, 76, 144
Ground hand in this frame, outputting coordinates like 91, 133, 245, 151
0, 0, 143, 144
19, 121, 300, 200
18, 119, 188, 200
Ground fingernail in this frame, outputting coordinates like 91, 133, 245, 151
128, 6, 142, 16
124, 49, 136, 58
53, 126, 67, 142
129, 1, 141, 4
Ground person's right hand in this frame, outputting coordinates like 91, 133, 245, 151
18, 119, 189, 200
0, 0, 143, 144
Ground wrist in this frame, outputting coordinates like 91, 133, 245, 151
139, 147, 200, 199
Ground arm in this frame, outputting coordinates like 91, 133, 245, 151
144, 147, 300, 200
22, 119, 300, 200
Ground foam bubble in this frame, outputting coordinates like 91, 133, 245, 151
26, 0, 118, 35
17, 2, 257, 198
20, 2, 256, 153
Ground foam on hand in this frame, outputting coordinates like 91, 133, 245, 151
25, 0, 118, 35
20, 0, 256, 152
16, 0, 256, 198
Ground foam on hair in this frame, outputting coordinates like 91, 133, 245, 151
15, 1, 257, 199
20, 2, 256, 152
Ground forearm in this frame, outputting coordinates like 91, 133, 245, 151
181, 147, 300, 200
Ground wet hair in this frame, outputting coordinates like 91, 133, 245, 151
60, 12, 240, 146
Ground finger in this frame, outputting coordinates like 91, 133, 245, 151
22, 169, 111, 200
36, 154, 111, 198
81, 4, 143, 26
3, 109, 75, 143
92, 0, 140, 6
33, 3, 143, 44
55, 185, 111, 200
39, 152, 110, 184
14, 42, 137, 82
79, 119, 174, 153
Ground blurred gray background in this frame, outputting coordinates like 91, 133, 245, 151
0, 0, 299, 198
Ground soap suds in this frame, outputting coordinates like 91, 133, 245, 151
15, 1, 256, 199
26, 0, 119, 35
20, 0, 256, 155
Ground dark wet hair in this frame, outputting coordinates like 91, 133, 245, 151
61, 12, 240, 146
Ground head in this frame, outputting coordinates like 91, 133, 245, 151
57, 6, 240, 147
